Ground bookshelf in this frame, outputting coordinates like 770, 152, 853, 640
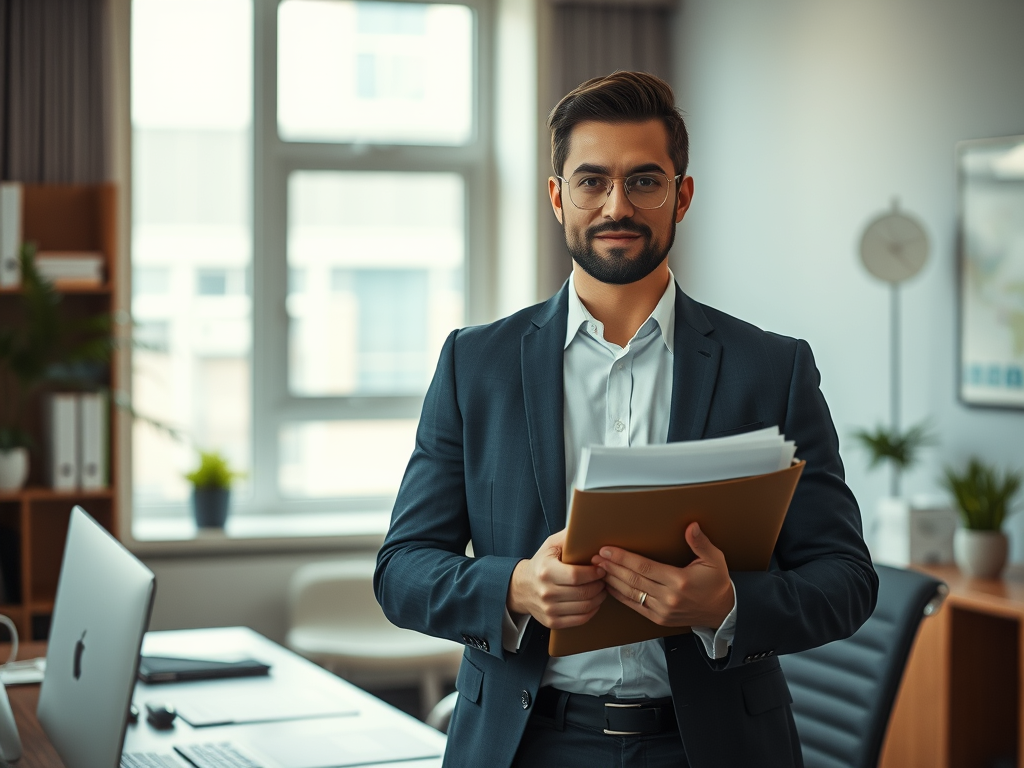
0, 183, 120, 640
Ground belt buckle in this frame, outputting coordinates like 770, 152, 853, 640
602, 701, 644, 736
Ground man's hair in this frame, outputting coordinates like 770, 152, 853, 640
547, 71, 689, 179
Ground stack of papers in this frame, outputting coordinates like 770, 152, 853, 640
34, 251, 105, 286
0, 657, 46, 685
575, 426, 796, 491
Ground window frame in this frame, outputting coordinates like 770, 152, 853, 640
130, 0, 494, 529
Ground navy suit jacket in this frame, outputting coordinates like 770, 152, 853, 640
374, 283, 877, 768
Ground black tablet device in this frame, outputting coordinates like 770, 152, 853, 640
138, 656, 271, 684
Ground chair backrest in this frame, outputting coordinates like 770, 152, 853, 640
288, 557, 384, 630
779, 565, 946, 768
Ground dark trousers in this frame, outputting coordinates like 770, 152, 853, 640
511, 709, 690, 768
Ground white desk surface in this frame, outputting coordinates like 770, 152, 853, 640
122, 626, 447, 767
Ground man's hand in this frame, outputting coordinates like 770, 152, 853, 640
507, 529, 608, 629
592, 522, 733, 628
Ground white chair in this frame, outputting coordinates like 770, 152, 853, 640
286, 557, 463, 717
426, 690, 458, 733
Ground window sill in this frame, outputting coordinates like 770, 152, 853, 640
127, 511, 391, 558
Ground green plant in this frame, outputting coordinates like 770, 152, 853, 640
0, 244, 115, 449
942, 458, 1023, 531
184, 450, 244, 490
851, 421, 936, 497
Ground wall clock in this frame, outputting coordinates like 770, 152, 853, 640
859, 202, 930, 284
856, 199, 930, 497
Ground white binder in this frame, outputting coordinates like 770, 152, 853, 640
0, 183, 22, 288
44, 394, 79, 490
78, 392, 108, 490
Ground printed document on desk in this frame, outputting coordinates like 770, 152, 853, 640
139, 629, 360, 727
163, 676, 359, 727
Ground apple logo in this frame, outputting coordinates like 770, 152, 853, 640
73, 630, 86, 680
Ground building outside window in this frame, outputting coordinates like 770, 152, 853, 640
130, 0, 487, 537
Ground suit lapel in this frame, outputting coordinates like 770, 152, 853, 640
668, 285, 722, 442
522, 286, 569, 535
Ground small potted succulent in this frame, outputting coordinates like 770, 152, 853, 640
184, 450, 244, 528
942, 458, 1022, 579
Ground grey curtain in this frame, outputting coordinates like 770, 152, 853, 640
551, 3, 673, 108
540, 0, 675, 296
0, 0, 108, 183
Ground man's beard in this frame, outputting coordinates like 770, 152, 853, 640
565, 218, 675, 285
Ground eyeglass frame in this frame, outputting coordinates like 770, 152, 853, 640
555, 171, 684, 211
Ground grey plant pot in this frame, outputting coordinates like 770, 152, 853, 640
0, 447, 29, 492
192, 487, 230, 528
954, 528, 1008, 579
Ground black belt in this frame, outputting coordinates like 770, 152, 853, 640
534, 686, 677, 735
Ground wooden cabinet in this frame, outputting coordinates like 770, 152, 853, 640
0, 183, 120, 640
880, 564, 1024, 768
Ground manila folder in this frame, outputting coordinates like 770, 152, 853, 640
548, 460, 805, 657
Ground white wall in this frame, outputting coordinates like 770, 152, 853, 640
671, 0, 1024, 554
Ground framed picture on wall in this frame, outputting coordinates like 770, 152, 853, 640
957, 134, 1024, 409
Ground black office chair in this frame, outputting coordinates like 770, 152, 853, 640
779, 564, 947, 768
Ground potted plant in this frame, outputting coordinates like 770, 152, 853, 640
0, 245, 113, 491
184, 450, 244, 528
852, 421, 935, 497
942, 458, 1022, 579
852, 421, 952, 565
0, 429, 30, 492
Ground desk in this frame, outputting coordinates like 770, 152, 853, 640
2, 628, 446, 767
3, 640, 62, 768
879, 564, 1024, 768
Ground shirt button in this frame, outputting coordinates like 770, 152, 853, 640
617, 363, 624, 371
589, 323, 597, 334
521, 690, 531, 709
614, 420, 625, 433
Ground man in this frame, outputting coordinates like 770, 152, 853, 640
375, 71, 876, 768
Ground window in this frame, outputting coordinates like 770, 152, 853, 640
131, 0, 488, 537
133, 267, 171, 296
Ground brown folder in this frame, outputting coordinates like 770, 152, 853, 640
548, 461, 805, 657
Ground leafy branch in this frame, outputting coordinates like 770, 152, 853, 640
0, 244, 115, 449
184, 450, 245, 490
851, 420, 937, 497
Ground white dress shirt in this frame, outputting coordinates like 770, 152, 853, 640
503, 270, 737, 698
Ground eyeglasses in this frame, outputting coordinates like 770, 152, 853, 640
557, 171, 681, 210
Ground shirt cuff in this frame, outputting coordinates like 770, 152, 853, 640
502, 609, 531, 653
691, 579, 738, 660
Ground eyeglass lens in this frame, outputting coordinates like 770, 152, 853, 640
565, 172, 674, 210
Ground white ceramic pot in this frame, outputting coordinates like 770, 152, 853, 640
870, 497, 957, 567
0, 448, 29, 492
954, 529, 1009, 579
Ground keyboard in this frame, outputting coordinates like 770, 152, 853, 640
122, 754, 186, 768
175, 742, 266, 768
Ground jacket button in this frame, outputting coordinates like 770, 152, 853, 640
521, 690, 531, 709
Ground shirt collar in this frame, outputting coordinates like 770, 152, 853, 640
565, 269, 676, 352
